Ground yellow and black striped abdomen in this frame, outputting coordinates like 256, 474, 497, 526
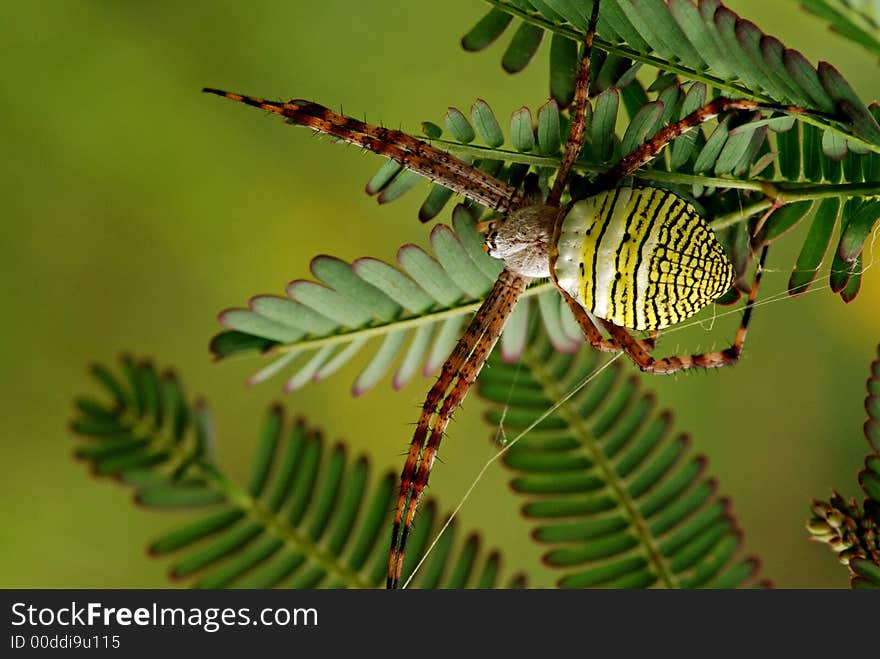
553, 186, 733, 331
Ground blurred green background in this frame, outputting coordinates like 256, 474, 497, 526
2, 0, 877, 588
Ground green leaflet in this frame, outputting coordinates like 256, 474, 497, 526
137, 484, 225, 508
590, 87, 619, 162
537, 286, 579, 353
471, 99, 505, 148
784, 50, 836, 113
840, 255, 863, 303
500, 297, 531, 362
419, 184, 456, 222
461, 7, 513, 51
838, 199, 880, 262
789, 198, 840, 296
618, 100, 663, 157
755, 200, 815, 246
693, 116, 731, 174
823, 69, 880, 146
431, 223, 493, 298
620, 0, 702, 65
365, 159, 404, 195
670, 0, 731, 79
502, 21, 544, 73
851, 559, 880, 589
352, 331, 407, 396
420, 121, 443, 139
311, 256, 401, 322
397, 245, 466, 305
656, 83, 682, 129
377, 169, 421, 205
445, 107, 476, 144
537, 99, 562, 155
549, 32, 578, 108
510, 106, 536, 152
70, 357, 529, 589
353, 258, 434, 314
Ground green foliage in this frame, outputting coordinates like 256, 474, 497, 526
71, 341, 772, 589
478, 324, 768, 588
67, 1, 880, 590
466, 0, 880, 149
211, 211, 605, 394
807, 344, 880, 588
210, 2, 880, 392
215, 108, 877, 395
71, 357, 527, 589
373, 34, 880, 303
213, 83, 878, 390
454, 3, 880, 295
422, 101, 876, 265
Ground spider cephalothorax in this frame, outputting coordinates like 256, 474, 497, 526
484, 204, 558, 278
205, 0, 823, 588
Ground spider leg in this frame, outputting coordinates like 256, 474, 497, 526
594, 98, 826, 187
387, 269, 529, 588
556, 283, 659, 353
547, 0, 601, 207
599, 246, 769, 374
203, 88, 524, 214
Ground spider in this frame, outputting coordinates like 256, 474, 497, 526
204, 0, 826, 589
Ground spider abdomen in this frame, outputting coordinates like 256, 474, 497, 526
554, 186, 734, 331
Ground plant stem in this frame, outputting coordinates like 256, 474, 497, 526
271, 281, 558, 356
711, 182, 880, 229
425, 138, 880, 199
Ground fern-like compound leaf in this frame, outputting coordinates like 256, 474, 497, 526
477, 324, 769, 588
71, 356, 208, 478
210, 209, 589, 394
464, 0, 880, 150
71, 357, 529, 589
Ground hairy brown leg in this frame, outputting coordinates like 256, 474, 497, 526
387, 269, 529, 588
599, 246, 769, 374
593, 98, 830, 187
547, 0, 601, 207
556, 285, 658, 353
542, 0, 657, 358
203, 89, 524, 214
